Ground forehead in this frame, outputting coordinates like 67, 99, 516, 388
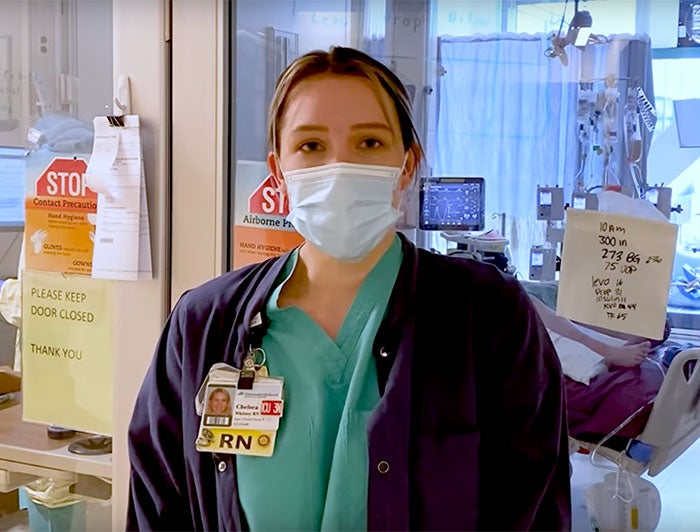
280, 73, 399, 131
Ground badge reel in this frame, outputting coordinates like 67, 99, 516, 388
195, 347, 284, 458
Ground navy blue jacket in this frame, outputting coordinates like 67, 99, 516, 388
127, 235, 571, 531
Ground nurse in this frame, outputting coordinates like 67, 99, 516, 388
127, 46, 571, 531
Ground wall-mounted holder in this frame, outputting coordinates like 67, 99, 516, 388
114, 75, 131, 116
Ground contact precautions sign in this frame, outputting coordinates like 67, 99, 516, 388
24, 157, 97, 276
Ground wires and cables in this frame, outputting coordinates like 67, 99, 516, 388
556, 0, 570, 42
588, 400, 654, 471
544, 0, 571, 65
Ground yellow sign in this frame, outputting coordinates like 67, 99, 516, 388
21, 270, 112, 435
557, 209, 678, 340
196, 427, 277, 457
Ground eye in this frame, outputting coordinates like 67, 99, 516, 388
359, 138, 384, 149
298, 141, 324, 153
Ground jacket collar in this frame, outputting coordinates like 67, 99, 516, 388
230, 251, 293, 368
231, 232, 420, 375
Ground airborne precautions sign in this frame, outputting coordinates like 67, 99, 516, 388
24, 155, 97, 276
233, 161, 304, 268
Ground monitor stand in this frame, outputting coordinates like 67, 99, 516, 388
441, 230, 514, 275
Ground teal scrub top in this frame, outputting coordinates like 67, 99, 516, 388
237, 236, 402, 531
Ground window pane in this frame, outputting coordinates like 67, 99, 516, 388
0, 0, 113, 229
230, 0, 700, 334
650, 57, 700, 330
232, 0, 429, 268
514, 1, 636, 35
434, 0, 503, 36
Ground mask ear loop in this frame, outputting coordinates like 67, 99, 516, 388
274, 155, 285, 182
396, 151, 418, 219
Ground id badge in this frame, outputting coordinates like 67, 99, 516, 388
195, 368, 284, 458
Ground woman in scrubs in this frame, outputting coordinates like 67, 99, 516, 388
127, 46, 571, 531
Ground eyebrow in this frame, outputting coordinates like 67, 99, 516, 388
289, 122, 394, 134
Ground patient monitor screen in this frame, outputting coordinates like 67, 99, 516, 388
0, 146, 26, 228
419, 177, 485, 231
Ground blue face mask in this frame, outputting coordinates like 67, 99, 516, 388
282, 161, 405, 262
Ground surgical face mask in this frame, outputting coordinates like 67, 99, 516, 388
282, 161, 405, 262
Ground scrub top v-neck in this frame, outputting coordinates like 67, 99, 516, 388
237, 235, 402, 531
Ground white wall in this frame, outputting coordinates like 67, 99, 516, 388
111, 0, 169, 526
170, 0, 226, 301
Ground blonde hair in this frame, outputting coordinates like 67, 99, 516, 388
268, 46, 424, 166
209, 388, 230, 403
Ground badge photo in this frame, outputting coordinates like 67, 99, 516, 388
203, 384, 235, 427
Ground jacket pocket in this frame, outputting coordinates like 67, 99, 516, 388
412, 432, 480, 531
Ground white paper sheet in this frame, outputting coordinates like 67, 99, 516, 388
88, 115, 152, 280
557, 209, 678, 340
84, 118, 119, 197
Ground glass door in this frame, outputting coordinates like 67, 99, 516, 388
0, 1, 171, 529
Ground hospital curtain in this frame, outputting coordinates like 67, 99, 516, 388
430, 33, 581, 276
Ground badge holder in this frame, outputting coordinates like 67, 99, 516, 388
195, 341, 284, 458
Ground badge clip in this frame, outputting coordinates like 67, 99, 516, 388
238, 347, 267, 390
238, 355, 256, 390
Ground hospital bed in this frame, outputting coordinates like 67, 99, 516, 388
570, 347, 700, 477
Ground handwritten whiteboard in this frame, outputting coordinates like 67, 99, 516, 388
557, 209, 678, 340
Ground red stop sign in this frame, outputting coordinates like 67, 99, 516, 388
248, 174, 289, 216
35, 157, 96, 199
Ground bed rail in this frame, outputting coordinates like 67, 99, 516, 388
570, 347, 700, 476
